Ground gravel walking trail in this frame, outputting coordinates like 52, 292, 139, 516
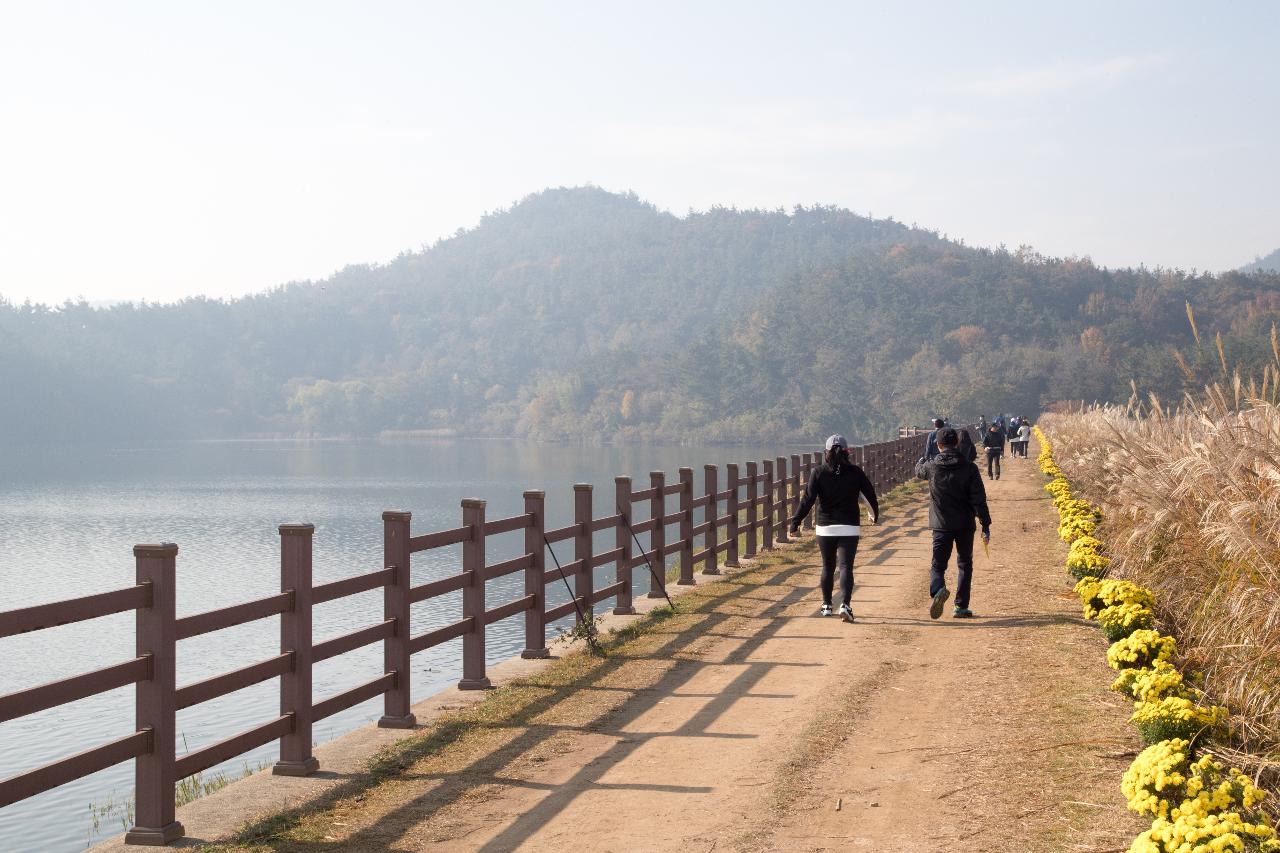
198, 441, 1148, 852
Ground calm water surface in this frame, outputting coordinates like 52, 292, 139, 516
0, 439, 793, 853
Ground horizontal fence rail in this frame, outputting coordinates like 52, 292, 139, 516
0, 431, 926, 846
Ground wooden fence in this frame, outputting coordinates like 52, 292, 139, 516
0, 433, 925, 845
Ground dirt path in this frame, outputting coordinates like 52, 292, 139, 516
206, 442, 1147, 853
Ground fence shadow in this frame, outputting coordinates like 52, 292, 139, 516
222, 560, 812, 851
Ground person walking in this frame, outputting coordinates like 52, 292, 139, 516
957, 427, 978, 463
982, 423, 1005, 479
914, 427, 992, 619
790, 434, 879, 623
924, 418, 946, 460
1015, 420, 1031, 458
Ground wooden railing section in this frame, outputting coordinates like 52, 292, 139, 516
0, 434, 925, 845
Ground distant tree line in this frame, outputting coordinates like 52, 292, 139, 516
3, 186, 1279, 445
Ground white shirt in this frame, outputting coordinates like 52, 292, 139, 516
815, 524, 860, 537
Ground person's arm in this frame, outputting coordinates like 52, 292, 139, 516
914, 456, 932, 480
790, 468, 820, 531
970, 467, 992, 531
859, 468, 880, 523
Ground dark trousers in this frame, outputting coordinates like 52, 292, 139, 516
817, 535, 858, 606
930, 527, 975, 609
986, 448, 1002, 478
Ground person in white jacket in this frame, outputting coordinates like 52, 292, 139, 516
1015, 422, 1031, 458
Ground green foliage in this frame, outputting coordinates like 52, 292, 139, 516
5, 186, 1280, 443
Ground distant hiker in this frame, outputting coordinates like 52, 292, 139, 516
956, 427, 977, 463
978, 415, 988, 434
790, 434, 879, 623
982, 423, 1005, 480
914, 427, 992, 619
1015, 421, 1031, 458
924, 418, 946, 460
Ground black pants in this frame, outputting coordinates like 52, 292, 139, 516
986, 448, 1002, 478
930, 527, 975, 609
817, 535, 858, 606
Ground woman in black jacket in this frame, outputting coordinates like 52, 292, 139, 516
957, 428, 978, 463
789, 435, 879, 622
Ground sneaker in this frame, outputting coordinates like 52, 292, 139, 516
819, 603, 832, 617
953, 607, 975, 619
838, 603, 855, 623
929, 587, 950, 620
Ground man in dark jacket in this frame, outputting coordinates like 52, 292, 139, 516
914, 428, 992, 619
982, 423, 1006, 480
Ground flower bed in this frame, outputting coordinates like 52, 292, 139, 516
1036, 426, 1279, 853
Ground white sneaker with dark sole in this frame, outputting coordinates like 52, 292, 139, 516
838, 603, 855, 623
819, 604, 832, 617
930, 587, 950, 620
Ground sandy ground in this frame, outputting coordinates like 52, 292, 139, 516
198, 441, 1148, 853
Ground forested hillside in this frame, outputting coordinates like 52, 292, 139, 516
4, 187, 1280, 444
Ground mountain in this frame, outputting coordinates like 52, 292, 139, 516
3, 187, 1280, 445
1241, 248, 1280, 274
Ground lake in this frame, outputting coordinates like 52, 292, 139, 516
0, 438, 795, 853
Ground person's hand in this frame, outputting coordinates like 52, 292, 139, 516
981, 525, 991, 542
789, 523, 800, 536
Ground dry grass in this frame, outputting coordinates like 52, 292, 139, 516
1042, 382, 1280, 790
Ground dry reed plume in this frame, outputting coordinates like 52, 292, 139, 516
1043, 379, 1280, 786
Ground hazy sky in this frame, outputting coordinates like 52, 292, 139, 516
1, 1, 1277, 305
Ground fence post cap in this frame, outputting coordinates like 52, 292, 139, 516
573, 483, 592, 492
460, 498, 486, 508
679, 467, 693, 476
615, 475, 631, 484
382, 510, 412, 521
278, 523, 315, 536
133, 542, 178, 557
523, 489, 545, 499
703, 463, 716, 471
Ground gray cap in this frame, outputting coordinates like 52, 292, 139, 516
825, 434, 848, 451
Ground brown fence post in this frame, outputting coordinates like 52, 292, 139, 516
615, 476, 635, 614
649, 471, 670, 596
703, 464, 719, 574
126, 543, 183, 845
379, 511, 417, 726
459, 499, 491, 690
275, 524, 318, 777
745, 461, 758, 558
574, 484, 593, 616
677, 468, 695, 585
725, 463, 740, 567
774, 456, 789, 544
522, 491, 549, 658
790, 453, 802, 532
762, 459, 775, 551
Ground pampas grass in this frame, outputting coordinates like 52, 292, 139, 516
1043, 382, 1280, 787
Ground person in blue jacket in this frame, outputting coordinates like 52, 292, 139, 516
924, 418, 946, 460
